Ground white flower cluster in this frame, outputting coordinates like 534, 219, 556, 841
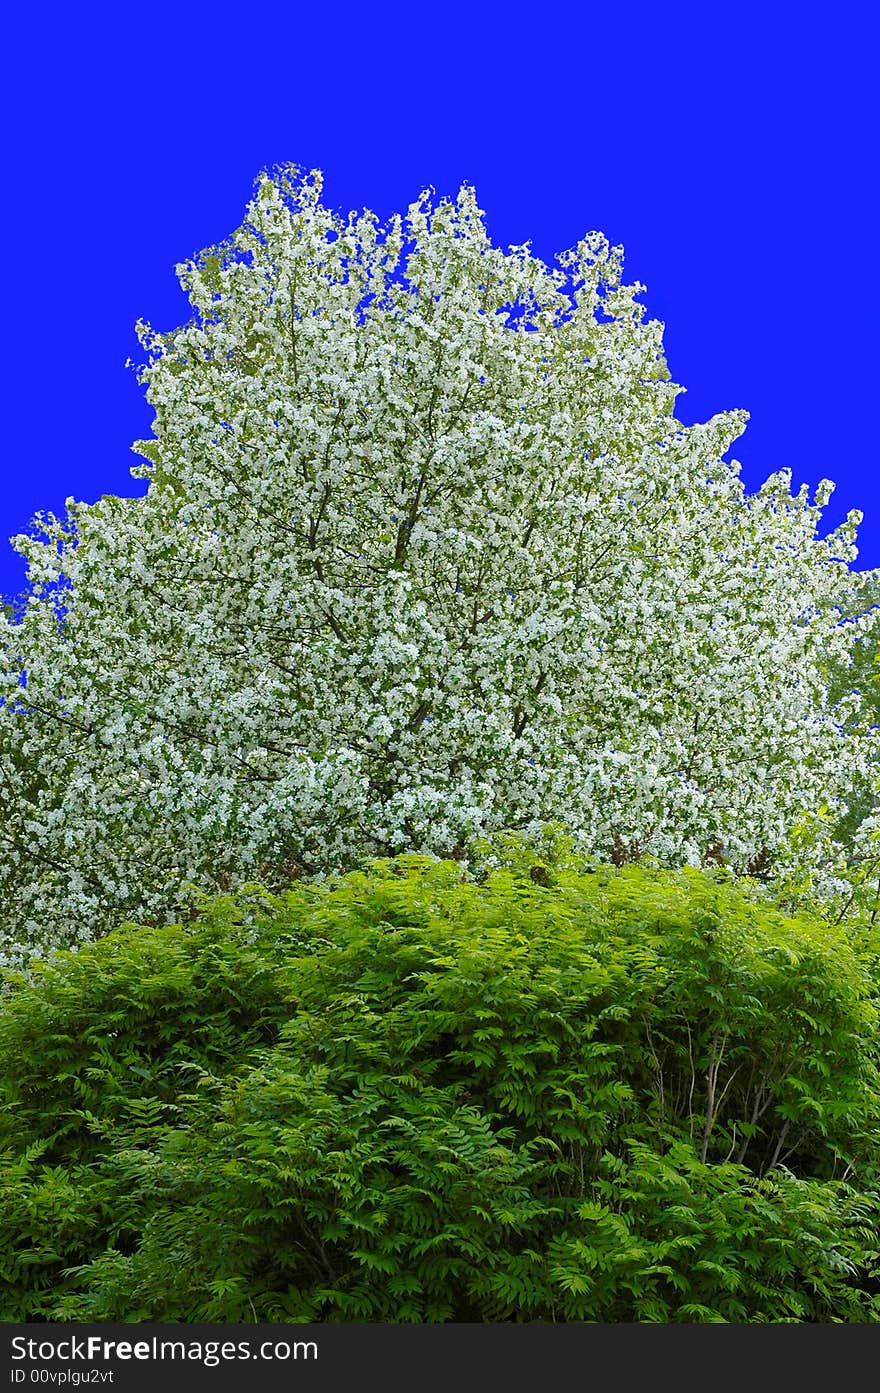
1, 166, 877, 963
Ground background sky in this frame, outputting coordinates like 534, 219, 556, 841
1, 1, 877, 606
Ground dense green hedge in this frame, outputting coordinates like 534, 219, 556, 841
2, 856, 880, 1321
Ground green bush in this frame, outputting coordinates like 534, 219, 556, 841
2, 856, 880, 1321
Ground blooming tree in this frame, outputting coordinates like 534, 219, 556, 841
1, 166, 876, 963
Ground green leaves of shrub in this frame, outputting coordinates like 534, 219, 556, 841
2, 856, 879, 1320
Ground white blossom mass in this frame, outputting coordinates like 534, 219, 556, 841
1, 167, 876, 962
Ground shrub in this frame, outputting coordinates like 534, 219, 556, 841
1, 856, 879, 1321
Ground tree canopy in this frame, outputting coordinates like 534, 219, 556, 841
1, 166, 876, 964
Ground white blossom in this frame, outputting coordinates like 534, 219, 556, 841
1, 164, 877, 964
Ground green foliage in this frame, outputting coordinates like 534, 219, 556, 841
822, 577, 880, 863
1, 856, 879, 1321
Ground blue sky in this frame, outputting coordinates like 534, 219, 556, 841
1, 1, 877, 604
